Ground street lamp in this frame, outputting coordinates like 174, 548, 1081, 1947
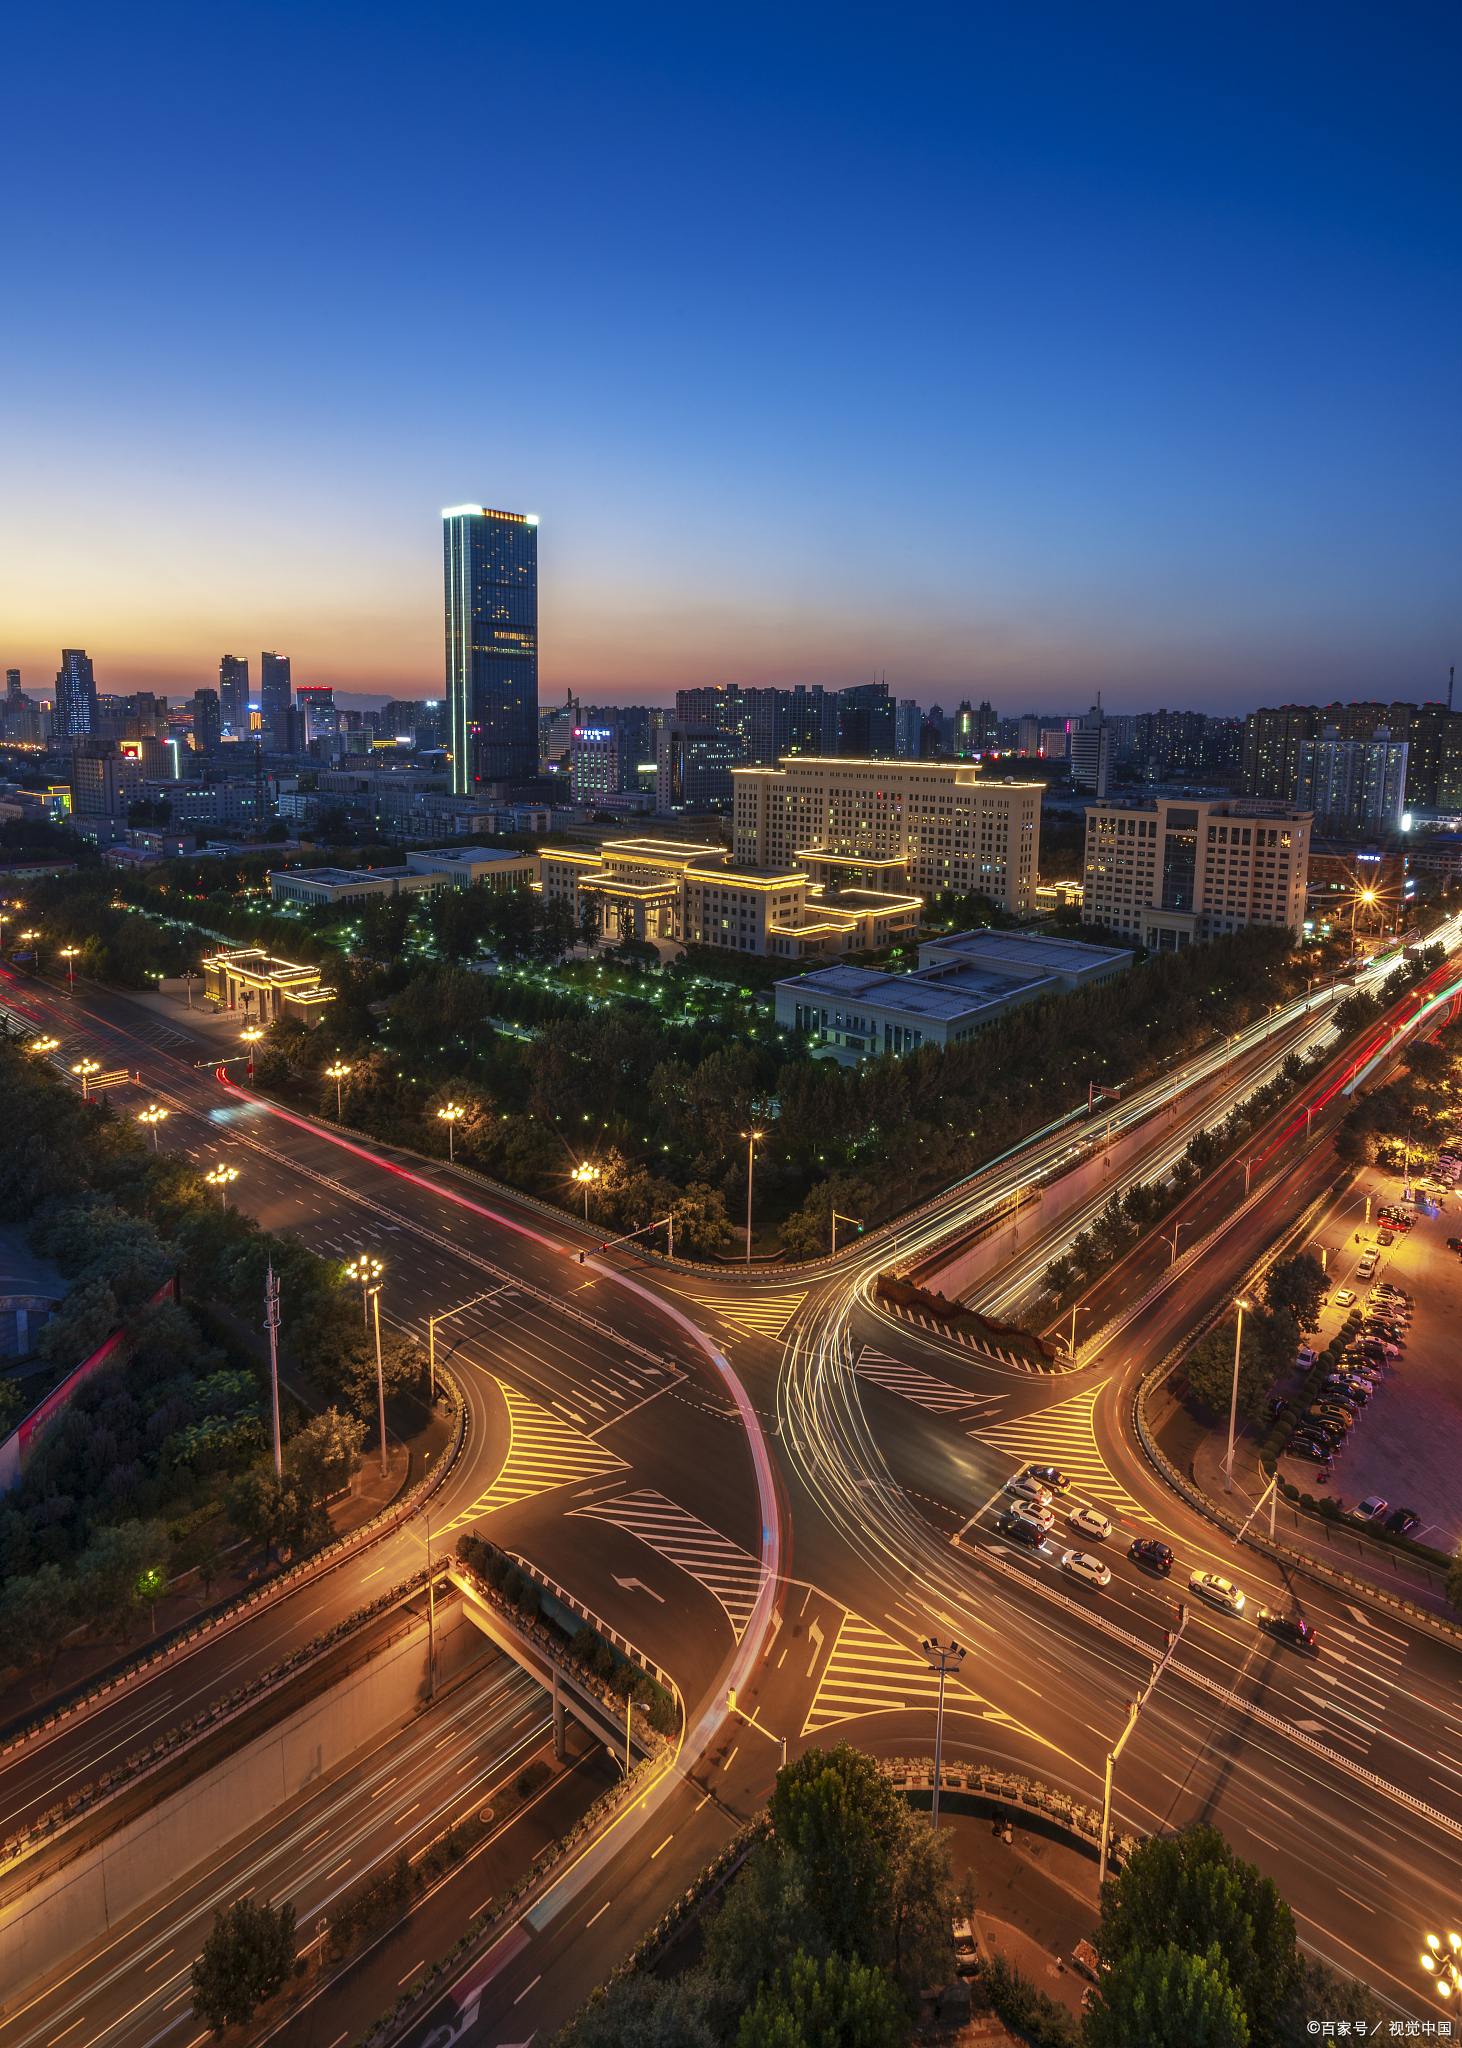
740, 1129, 764, 1270
831, 1210, 863, 1257
72, 1058, 99, 1099
572, 1161, 601, 1221
60, 947, 78, 995
1223, 1295, 1254, 1495
437, 1101, 463, 1163
325, 1061, 350, 1119
240, 1025, 261, 1078
18, 929, 39, 969
1163, 1220, 1193, 1267
138, 1103, 168, 1150
205, 1164, 238, 1208
920, 1637, 965, 1829
367, 1279, 389, 1478
28, 1036, 58, 1058
1421, 1930, 1462, 2001
347, 1253, 383, 1329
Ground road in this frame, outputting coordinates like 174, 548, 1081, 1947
2, 939, 1460, 2041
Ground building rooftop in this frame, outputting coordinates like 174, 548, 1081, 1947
921, 928, 1130, 976
780, 961, 1058, 1022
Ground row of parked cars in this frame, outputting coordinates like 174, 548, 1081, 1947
1283, 1284, 1410, 1479
996, 1467, 1320, 1647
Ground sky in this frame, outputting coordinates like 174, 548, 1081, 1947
1, 2, 1458, 717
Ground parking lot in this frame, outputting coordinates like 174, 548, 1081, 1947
1275, 1168, 1462, 1549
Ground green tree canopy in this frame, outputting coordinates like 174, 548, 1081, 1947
738, 1951, 907, 2048
73, 1519, 171, 1646
191, 1894, 297, 2034
1265, 1254, 1327, 1332
0, 1563, 77, 1686
1083, 1941, 1249, 2048
768, 1744, 905, 1965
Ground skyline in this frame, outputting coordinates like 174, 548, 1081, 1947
2, 5, 1458, 713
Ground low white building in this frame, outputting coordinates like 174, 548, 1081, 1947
270, 847, 540, 909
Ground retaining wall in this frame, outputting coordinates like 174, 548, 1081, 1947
0, 1597, 483, 1999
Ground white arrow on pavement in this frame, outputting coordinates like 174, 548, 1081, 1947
613, 1575, 665, 1602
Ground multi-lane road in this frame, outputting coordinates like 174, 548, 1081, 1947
1, 940, 1460, 2044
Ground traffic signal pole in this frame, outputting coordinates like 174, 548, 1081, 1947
1099, 1604, 1188, 1892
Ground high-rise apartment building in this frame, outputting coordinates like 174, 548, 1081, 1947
1295, 729, 1408, 836
732, 757, 1043, 916
192, 688, 222, 752
5, 670, 20, 704
295, 686, 336, 746
1081, 796, 1311, 949
895, 701, 922, 758
1068, 703, 1111, 796
655, 725, 741, 813
218, 655, 249, 731
54, 649, 98, 743
260, 652, 292, 748
1016, 716, 1041, 756
443, 504, 538, 791
1245, 700, 1456, 814
674, 684, 841, 763
571, 727, 619, 801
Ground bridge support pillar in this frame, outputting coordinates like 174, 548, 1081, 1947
552, 1670, 566, 1761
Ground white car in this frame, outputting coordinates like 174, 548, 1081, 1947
1008, 1500, 1055, 1534
1005, 1475, 1053, 1507
1334, 1289, 1357, 1307
1068, 1505, 1112, 1541
1061, 1549, 1112, 1588
1189, 1570, 1245, 1615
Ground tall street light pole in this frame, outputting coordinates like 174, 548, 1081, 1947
325, 1062, 350, 1119
741, 1129, 763, 1269
60, 947, 78, 995
369, 1281, 388, 1479
1099, 1603, 1187, 1891
437, 1101, 462, 1162
347, 1253, 382, 1331
205, 1164, 238, 1208
1224, 1295, 1254, 1495
138, 1103, 168, 1151
265, 1263, 283, 1478
920, 1637, 965, 1829
573, 1162, 601, 1221
72, 1059, 98, 1099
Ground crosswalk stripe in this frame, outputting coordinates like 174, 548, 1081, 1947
569, 1488, 763, 1641
688, 1292, 807, 1339
801, 1611, 1017, 1737
968, 1383, 1150, 1519
441, 1379, 626, 1531
856, 1347, 1002, 1417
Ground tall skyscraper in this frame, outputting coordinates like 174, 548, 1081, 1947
260, 651, 292, 748
5, 669, 20, 704
443, 504, 539, 792
1069, 702, 1111, 796
219, 654, 249, 731
54, 649, 98, 742
192, 688, 222, 753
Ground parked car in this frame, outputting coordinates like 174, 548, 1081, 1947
1308, 1404, 1355, 1430
1377, 1231, 1395, 1247
1131, 1538, 1173, 1575
1334, 1289, 1357, 1306
1383, 1508, 1421, 1537
1324, 1380, 1370, 1406
1024, 1465, 1073, 1495
1355, 1494, 1389, 1521
1061, 1549, 1112, 1588
1257, 1608, 1319, 1653
1005, 1475, 1053, 1506
1189, 1570, 1246, 1615
1295, 1347, 1319, 1368
1068, 1506, 1112, 1541
952, 1919, 978, 1977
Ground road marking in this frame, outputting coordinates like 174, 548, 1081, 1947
968, 1384, 1150, 1518
723, 1747, 739, 1770
806, 1617, 825, 1676
612, 1574, 666, 1602
587, 1899, 611, 1926
144, 1949, 174, 1970
514, 1974, 543, 2004
399, 1961, 425, 1984
651, 1834, 674, 1857
571, 1489, 761, 1641
800, 1609, 1017, 1737
856, 1348, 1001, 1416
443, 1378, 627, 1530
688, 1291, 806, 1338
1335, 1885, 1376, 1912
48, 2023, 85, 2044
321, 1857, 351, 1880
370, 1777, 398, 1799
394, 1802, 421, 1822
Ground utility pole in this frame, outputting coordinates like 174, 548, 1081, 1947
920, 1637, 965, 1829
1099, 1604, 1187, 1891
1224, 1295, 1253, 1494
265, 1262, 282, 1479
740, 1128, 763, 1269
1234, 1469, 1280, 1545
370, 1284, 388, 1479
831, 1210, 863, 1257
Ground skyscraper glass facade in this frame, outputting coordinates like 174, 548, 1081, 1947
54, 649, 97, 741
443, 506, 538, 792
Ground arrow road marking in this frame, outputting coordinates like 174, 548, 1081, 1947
807, 1617, 825, 1677
612, 1575, 665, 1602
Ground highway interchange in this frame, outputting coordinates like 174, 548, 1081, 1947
2, 930, 1462, 2045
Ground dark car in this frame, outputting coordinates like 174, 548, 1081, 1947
1325, 1380, 1370, 1406
1024, 1465, 1073, 1495
1447, 1237, 1461, 1252
1130, 1538, 1173, 1575
1291, 1430, 1344, 1458
1000, 1514, 1047, 1549
1383, 1508, 1421, 1537
1257, 1608, 1320, 1653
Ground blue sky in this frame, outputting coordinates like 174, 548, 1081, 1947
1, 2, 1457, 713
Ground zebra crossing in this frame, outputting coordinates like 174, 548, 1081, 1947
441, 1378, 626, 1531
569, 1488, 763, 1641
1290, 1604, 1409, 1757
688, 1291, 807, 1340
968, 1382, 1150, 1520
801, 1611, 1015, 1737
856, 1347, 1003, 1419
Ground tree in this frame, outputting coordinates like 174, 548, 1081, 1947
72, 1519, 171, 1646
1094, 1824, 1301, 2048
1275, 1957, 1386, 2045
1183, 1309, 1291, 1425
1265, 1254, 1326, 1333
738, 1951, 907, 2048
702, 1838, 827, 2007
0, 1564, 76, 1686
1083, 1941, 1249, 2048
191, 1894, 297, 2033
769, 1745, 905, 1966
228, 1466, 330, 1560
885, 1813, 955, 1996
305, 1310, 424, 1426
286, 1406, 365, 1503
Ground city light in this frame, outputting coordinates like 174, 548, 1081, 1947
204, 1165, 239, 1207
137, 1103, 169, 1150
436, 1100, 463, 1162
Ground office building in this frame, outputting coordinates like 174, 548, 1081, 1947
260, 652, 292, 749
776, 929, 1131, 1063
1080, 796, 1312, 949
192, 688, 222, 753
894, 700, 921, 758
1068, 702, 1111, 796
270, 846, 540, 910
731, 757, 1043, 918
655, 724, 741, 814
571, 726, 619, 802
1295, 728, 1409, 837
1016, 716, 1041, 756
5, 670, 20, 705
443, 503, 539, 791
219, 655, 249, 731
54, 649, 98, 743
295, 686, 336, 745
1040, 725, 1068, 760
